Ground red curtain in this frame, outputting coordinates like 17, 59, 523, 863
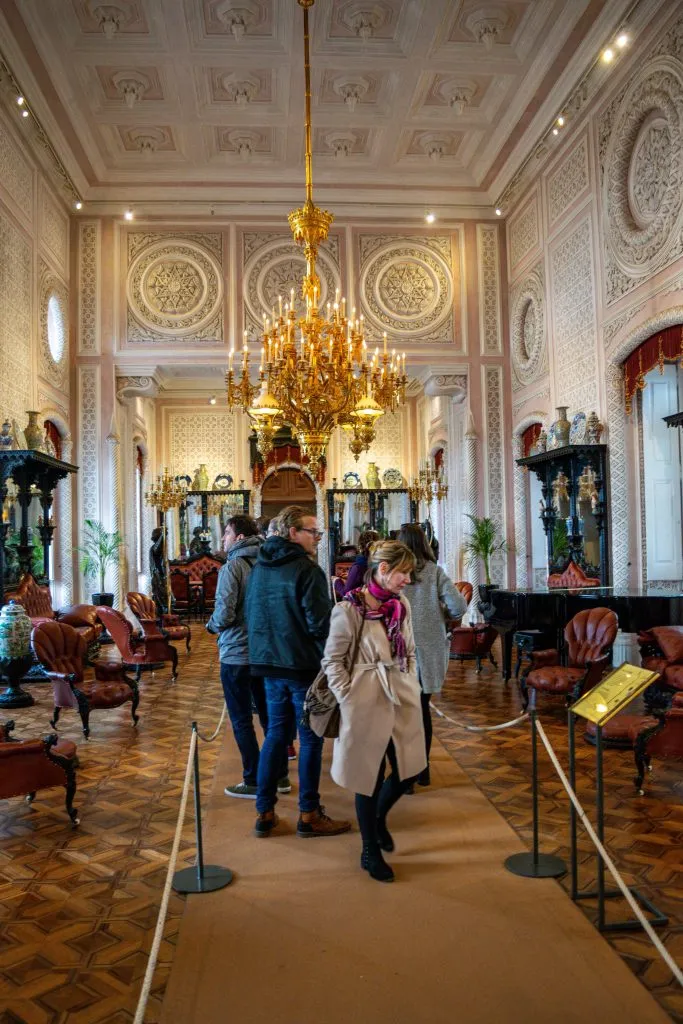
521, 423, 541, 457
43, 420, 62, 460
623, 324, 683, 414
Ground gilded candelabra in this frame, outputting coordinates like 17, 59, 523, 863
225, 0, 406, 468
408, 460, 448, 505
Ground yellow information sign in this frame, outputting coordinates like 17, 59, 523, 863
571, 662, 660, 725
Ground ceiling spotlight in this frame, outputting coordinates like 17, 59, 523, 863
495, 208, 502, 216
602, 48, 614, 63
74, 201, 83, 210
16, 95, 25, 106
209, 395, 217, 406
425, 212, 435, 224
556, 116, 565, 127
124, 209, 134, 221
616, 33, 629, 48
552, 127, 559, 136
21, 109, 29, 118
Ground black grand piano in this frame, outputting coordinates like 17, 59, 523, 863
486, 586, 683, 680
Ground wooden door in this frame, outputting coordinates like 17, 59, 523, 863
261, 469, 316, 520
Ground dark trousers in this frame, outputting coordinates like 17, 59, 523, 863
355, 740, 417, 844
421, 690, 433, 763
220, 664, 288, 786
256, 678, 323, 814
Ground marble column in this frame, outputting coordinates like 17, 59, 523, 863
513, 434, 528, 589
464, 417, 479, 618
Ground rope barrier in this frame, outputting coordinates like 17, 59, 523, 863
195, 704, 227, 744
534, 718, 683, 988
134, 727, 197, 1024
431, 701, 529, 733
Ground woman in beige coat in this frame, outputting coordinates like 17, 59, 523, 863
321, 540, 427, 883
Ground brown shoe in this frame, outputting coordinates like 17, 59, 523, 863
296, 805, 352, 838
254, 810, 279, 838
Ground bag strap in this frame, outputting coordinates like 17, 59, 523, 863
347, 603, 366, 674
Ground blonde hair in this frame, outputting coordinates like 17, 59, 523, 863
366, 539, 415, 580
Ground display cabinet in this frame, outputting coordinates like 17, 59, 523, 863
326, 487, 417, 577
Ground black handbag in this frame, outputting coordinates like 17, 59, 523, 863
303, 610, 365, 739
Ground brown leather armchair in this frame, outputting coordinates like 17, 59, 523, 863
521, 607, 618, 709
449, 624, 498, 673
454, 581, 474, 607
638, 626, 683, 695
96, 606, 179, 682
5, 573, 103, 646
127, 591, 191, 652
202, 567, 219, 614
32, 620, 139, 739
0, 719, 79, 825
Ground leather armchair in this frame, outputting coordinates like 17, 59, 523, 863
202, 567, 219, 613
5, 573, 103, 646
521, 607, 618, 709
454, 581, 474, 606
127, 591, 191, 652
32, 620, 139, 739
449, 624, 498, 674
0, 719, 79, 825
638, 626, 683, 695
96, 606, 178, 682
547, 560, 601, 588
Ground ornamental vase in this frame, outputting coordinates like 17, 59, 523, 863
192, 464, 209, 490
366, 462, 380, 489
0, 601, 32, 661
586, 411, 603, 444
24, 411, 44, 451
552, 407, 571, 448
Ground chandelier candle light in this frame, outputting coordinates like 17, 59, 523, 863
225, 0, 407, 467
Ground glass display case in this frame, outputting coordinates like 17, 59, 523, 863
169, 488, 250, 560
325, 487, 417, 578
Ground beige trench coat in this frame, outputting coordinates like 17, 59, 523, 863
321, 597, 427, 797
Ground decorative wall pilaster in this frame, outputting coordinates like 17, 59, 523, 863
77, 366, 100, 599
464, 417, 479, 614
107, 422, 123, 607
605, 360, 631, 589
513, 435, 528, 588
482, 365, 507, 585
58, 435, 74, 606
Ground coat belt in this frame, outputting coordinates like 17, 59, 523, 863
357, 661, 401, 705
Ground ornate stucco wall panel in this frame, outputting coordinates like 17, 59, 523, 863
546, 133, 590, 233
482, 365, 507, 585
242, 232, 341, 337
0, 209, 32, 424
600, 51, 683, 305
508, 192, 540, 278
126, 233, 224, 343
78, 222, 100, 354
38, 259, 69, 392
78, 366, 100, 526
168, 411, 236, 483
510, 262, 547, 391
357, 234, 455, 344
549, 217, 598, 416
338, 409, 405, 482
39, 184, 68, 272
477, 225, 502, 355
0, 113, 34, 226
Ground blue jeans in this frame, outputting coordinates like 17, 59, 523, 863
256, 677, 323, 814
220, 664, 288, 786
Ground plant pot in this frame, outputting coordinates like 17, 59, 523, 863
478, 584, 500, 603
92, 592, 114, 607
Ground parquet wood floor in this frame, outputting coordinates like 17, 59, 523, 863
0, 632, 680, 1023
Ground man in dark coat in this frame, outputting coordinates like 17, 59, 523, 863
246, 505, 351, 839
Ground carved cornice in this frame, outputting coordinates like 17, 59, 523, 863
420, 366, 468, 400
116, 374, 161, 400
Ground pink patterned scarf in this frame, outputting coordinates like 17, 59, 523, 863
346, 579, 408, 671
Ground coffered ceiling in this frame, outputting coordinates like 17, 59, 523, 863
0, 0, 632, 212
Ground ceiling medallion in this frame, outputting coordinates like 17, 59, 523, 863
226, 0, 406, 466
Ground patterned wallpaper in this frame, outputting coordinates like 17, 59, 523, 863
0, 209, 32, 425
0, 114, 33, 223
168, 411, 237, 482
338, 411, 405, 484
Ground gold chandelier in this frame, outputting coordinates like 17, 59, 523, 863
225, 0, 406, 468
408, 460, 449, 505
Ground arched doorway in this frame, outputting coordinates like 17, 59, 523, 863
260, 468, 316, 521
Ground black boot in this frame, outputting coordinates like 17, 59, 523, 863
417, 765, 431, 787
376, 818, 394, 852
361, 842, 394, 883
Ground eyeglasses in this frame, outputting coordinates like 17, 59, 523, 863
299, 528, 323, 540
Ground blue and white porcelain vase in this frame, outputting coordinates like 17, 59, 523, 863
0, 600, 32, 661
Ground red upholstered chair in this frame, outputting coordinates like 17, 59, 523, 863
202, 567, 219, 614
638, 626, 683, 695
127, 591, 191, 653
0, 719, 79, 826
32, 621, 139, 739
96, 606, 178, 682
521, 607, 618, 709
547, 560, 601, 588
449, 624, 498, 674
170, 569, 194, 618
5, 573, 103, 646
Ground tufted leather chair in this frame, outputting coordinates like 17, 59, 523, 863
454, 581, 474, 607
449, 624, 498, 674
96, 606, 178, 682
638, 626, 683, 694
521, 607, 618, 709
127, 591, 191, 652
5, 573, 103, 646
32, 621, 139, 739
170, 569, 195, 618
547, 560, 601, 589
0, 719, 79, 825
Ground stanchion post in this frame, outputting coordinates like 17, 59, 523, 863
568, 709, 578, 900
596, 723, 606, 930
172, 722, 234, 895
504, 709, 567, 879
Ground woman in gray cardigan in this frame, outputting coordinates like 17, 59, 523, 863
397, 524, 467, 786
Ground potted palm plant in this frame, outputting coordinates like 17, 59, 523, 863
77, 519, 123, 606
462, 514, 508, 602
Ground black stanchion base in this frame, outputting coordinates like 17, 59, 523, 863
505, 852, 567, 878
172, 864, 233, 894
574, 886, 669, 931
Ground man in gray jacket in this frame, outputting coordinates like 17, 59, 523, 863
207, 514, 290, 799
